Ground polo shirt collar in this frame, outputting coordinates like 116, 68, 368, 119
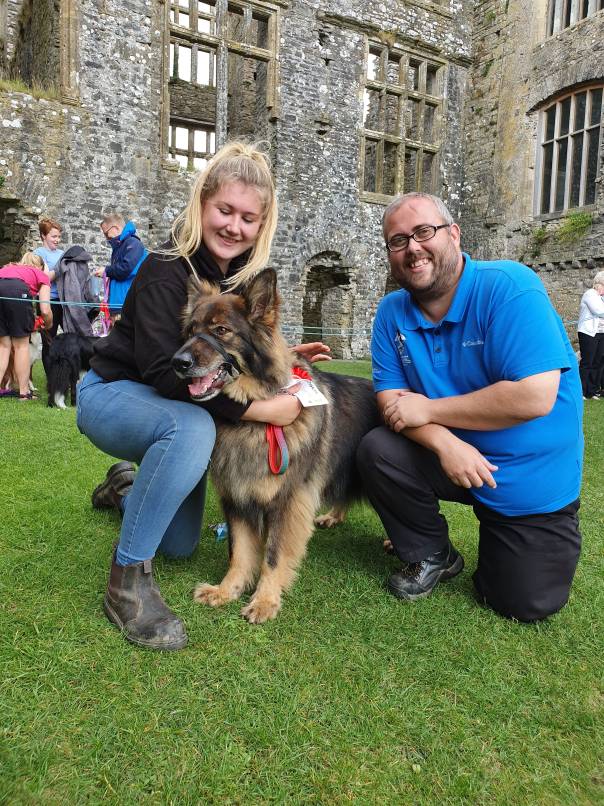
403, 252, 476, 329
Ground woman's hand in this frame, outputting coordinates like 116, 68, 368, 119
290, 342, 331, 363
242, 391, 302, 426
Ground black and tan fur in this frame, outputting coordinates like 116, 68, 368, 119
172, 269, 379, 623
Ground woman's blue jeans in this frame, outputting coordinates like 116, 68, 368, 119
77, 370, 216, 566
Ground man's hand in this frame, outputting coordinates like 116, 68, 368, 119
383, 390, 433, 431
93, 268, 105, 278
436, 435, 498, 489
290, 342, 332, 363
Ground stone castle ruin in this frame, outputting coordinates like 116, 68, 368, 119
1, 0, 603, 356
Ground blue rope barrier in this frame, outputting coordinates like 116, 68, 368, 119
0, 295, 108, 309
0, 295, 584, 329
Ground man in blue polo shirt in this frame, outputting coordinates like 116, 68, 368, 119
357, 193, 583, 622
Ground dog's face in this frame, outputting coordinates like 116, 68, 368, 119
172, 268, 279, 401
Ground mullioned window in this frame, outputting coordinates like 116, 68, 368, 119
361, 41, 446, 202
166, 0, 280, 170
547, 0, 604, 36
536, 85, 603, 214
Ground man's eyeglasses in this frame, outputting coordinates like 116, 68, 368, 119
101, 225, 119, 239
386, 223, 451, 253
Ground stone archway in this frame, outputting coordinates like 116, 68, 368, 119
0, 197, 38, 264
302, 251, 353, 359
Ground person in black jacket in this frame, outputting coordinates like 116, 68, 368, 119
77, 141, 329, 651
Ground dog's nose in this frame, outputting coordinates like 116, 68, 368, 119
172, 351, 194, 375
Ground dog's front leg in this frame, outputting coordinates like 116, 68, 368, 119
193, 516, 262, 607
242, 488, 317, 624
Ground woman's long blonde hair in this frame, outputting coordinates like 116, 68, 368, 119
168, 140, 277, 290
19, 252, 45, 270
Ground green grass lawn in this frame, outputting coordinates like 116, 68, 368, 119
0, 362, 602, 804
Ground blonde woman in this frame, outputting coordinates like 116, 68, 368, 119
577, 271, 604, 400
77, 142, 329, 650
0, 252, 52, 400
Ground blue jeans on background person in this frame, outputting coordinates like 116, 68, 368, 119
77, 369, 216, 566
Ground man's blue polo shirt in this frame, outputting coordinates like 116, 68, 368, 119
371, 254, 583, 515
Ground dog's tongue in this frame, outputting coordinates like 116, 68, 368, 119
188, 375, 215, 396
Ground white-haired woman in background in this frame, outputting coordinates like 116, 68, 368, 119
577, 270, 604, 400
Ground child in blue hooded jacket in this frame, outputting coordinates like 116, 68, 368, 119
96, 214, 147, 322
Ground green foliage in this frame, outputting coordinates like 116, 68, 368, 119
0, 76, 59, 100
0, 173, 5, 189
481, 59, 494, 78
484, 10, 497, 25
1, 361, 602, 804
555, 211, 593, 245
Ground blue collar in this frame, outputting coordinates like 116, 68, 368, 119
403, 252, 476, 330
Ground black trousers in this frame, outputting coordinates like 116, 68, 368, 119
357, 427, 582, 623
578, 331, 604, 398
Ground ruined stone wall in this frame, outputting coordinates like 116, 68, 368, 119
461, 0, 604, 345
271, 0, 472, 357
2, 0, 601, 356
0, 0, 191, 267
0, 0, 473, 357
2, 0, 22, 66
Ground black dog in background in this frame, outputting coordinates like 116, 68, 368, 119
47, 333, 97, 409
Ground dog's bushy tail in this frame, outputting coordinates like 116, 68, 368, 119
47, 352, 80, 408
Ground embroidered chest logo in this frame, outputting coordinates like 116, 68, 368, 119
395, 331, 412, 365
462, 338, 484, 348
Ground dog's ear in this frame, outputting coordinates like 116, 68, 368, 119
184, 275, 220, 321
187, 275, 219, 298
243, 269, 279, 325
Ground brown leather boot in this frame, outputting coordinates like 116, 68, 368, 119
104, 554, 188, 650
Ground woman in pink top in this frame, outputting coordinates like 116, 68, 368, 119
0, 252, 53, 399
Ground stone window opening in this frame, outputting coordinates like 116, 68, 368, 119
169, 120, 216, 170
0, 0, 78, 102
547, 0, 604, 36
536, 85, 603, 215
301, 253, 354, 359
4, 0, 60, 91
165, 0, 280, 170
361, 41, 445, 203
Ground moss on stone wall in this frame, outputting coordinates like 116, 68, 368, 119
0, 76, 58, 99
530, 225, 549, 259
555, 212, 593, 246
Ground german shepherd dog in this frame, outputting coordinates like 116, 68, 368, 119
172, 269, 380, 623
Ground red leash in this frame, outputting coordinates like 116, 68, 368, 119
265, 366, 312, 474
266, 424, 289, 475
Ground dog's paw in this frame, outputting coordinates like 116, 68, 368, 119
193, 582, 234, 607
241, 596, 281, 624
314, 508, 346, 529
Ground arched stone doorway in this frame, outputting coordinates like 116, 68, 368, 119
0, 197, 37, 265
302, 251, 353, 359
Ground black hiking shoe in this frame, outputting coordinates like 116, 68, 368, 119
92, 461, 136, 513
387, 543, 464, 601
